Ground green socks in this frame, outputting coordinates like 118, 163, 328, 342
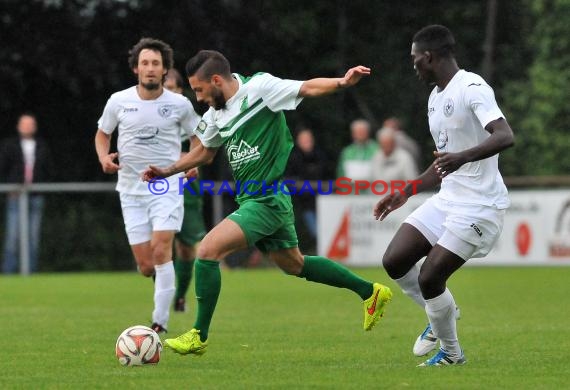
193, 259, 221, 341
174, 259, 194, 300
298, 255, 373, 300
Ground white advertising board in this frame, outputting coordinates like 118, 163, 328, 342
317, 190, 570, 266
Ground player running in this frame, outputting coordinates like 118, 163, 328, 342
143, 50, 392, 355
374, 25, 515, 366
95, 38, 200, 334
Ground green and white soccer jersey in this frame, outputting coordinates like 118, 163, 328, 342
194, 73, 303, 204
193, 72, 303, 252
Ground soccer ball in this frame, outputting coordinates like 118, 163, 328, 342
115, 325, 162, 366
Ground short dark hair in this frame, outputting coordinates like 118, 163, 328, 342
185, 50, 232, 80
18, 111, 37, 121
128, 37, 174, 70
413, 25, 456, 58
166, 68, 184, 89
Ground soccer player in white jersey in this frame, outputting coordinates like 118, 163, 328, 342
374, 25, 515, 366
142, 50, 393, 356
94, 38, 200, 334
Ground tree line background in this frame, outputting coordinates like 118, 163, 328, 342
1, 0, 569, 271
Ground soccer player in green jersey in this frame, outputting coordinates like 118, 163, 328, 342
143, 50, 392, 355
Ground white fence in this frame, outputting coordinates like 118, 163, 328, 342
0, 182, 227, 275
3, 181, 570, 274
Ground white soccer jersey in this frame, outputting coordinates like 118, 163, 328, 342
194, 72, 303, 148
98, 86, 200, 194
428, 69, 510, 209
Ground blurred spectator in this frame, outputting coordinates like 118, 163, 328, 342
337, 119, 376, 180
164, 68, 185, 94
372, 127, 418, 182
0, 113, 54, 273
287, 127, 329, 240
383, 117, 422, 167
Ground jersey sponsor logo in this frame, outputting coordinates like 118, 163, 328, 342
436, 129, 448, 151
468, 83, 482, 87
135, 126, 159, 143
443, 98, 454, 117
123, 107, 138, 113
158, 104, 174, 118
470, 223, 483, 237
227, 140, 261, 169
196, 120, 207, 134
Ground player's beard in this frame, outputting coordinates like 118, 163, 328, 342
212, 88, 227, 110
141, 81, 161, 91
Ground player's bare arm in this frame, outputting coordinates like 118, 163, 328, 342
95, 129, 121, 174
142, 141, 217, 181
434, 118, 514, 179
184, 137, 203, 179
298, 66, 371, 97
374, 161, 441, 221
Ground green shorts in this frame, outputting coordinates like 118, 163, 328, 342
227, 194, 298, 253
176, 189, 206, 246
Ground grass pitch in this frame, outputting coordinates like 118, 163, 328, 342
1, 267, 568, 389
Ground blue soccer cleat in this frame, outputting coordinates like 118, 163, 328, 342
418, 348, 466, 367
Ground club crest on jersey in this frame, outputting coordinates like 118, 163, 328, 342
443, 98, 454, 117
158, 104, 174, 118
227, 140, 261, 170
437, 129, 448, 151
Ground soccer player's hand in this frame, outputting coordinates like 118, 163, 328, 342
433, 151, 467, 179
184, 167, 199, 179
374, 192, 409, 221
339, 66, 371, 88
141, 165, 170, 182
99, 152, 121, 174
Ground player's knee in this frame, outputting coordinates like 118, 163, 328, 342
418, 269, 442, 298
196, 240, 220, 260
151, 245, 168, 263
139, 264, 155, 277
382, 250, 403, 279
177, 243, 196, 260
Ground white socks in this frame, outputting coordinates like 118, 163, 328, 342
425, 288, 461, 356
152, 261, 175, 328
394, 264, 426, 308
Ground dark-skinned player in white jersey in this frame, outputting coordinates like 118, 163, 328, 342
374, 25, 514, 366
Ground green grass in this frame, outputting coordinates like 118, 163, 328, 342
1, 267, 569, 389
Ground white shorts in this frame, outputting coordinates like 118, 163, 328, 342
119, 191, 184, 245
405, 195, 505, 260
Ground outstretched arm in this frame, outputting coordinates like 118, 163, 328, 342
298, 66, 371, 97
142, 140, 218, 181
